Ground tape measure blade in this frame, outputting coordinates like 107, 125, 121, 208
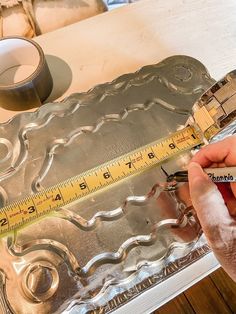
0, 126, 202, 235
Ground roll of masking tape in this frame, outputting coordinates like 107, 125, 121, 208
0, 37, 53, 111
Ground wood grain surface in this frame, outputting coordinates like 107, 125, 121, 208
155, 268, 236, 314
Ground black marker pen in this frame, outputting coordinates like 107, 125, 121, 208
167, 167, 236, 183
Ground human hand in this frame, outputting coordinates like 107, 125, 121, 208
188, 135, 236, 281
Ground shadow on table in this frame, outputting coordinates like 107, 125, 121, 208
44, 55, 73, 103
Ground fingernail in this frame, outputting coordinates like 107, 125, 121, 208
188, 162, 213, 198
188, 161, 202, 171
188, 162, 208, 179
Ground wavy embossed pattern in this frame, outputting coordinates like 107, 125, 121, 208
4, 184, 201, 314
0, 56, 215, 313
61, 241, 211, 314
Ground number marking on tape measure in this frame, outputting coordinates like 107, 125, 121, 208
0, 126, 202, 235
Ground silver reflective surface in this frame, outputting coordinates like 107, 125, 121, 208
0, 56, 215, 313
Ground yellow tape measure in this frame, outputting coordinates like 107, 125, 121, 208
0, 126, 202, 235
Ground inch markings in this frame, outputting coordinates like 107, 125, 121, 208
0, 126, 202, 236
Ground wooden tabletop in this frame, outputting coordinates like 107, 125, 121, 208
1, 0, 236, 122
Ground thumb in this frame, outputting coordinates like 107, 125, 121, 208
188, 162, 232, 235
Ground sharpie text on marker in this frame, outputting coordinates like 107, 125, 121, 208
207, 173, 234, 182
167, 167, 236, 183
204, 167, 236, 183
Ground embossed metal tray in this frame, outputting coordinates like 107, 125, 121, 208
0, 56, 216, 313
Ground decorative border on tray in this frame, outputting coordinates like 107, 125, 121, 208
103, 244, 211, 313
63, 243, 211, 313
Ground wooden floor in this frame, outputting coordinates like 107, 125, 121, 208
154, 268, 236, 314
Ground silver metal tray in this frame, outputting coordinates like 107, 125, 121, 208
0, 56, 215, 313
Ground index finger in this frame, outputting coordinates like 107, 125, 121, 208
191, 135, 236, 167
